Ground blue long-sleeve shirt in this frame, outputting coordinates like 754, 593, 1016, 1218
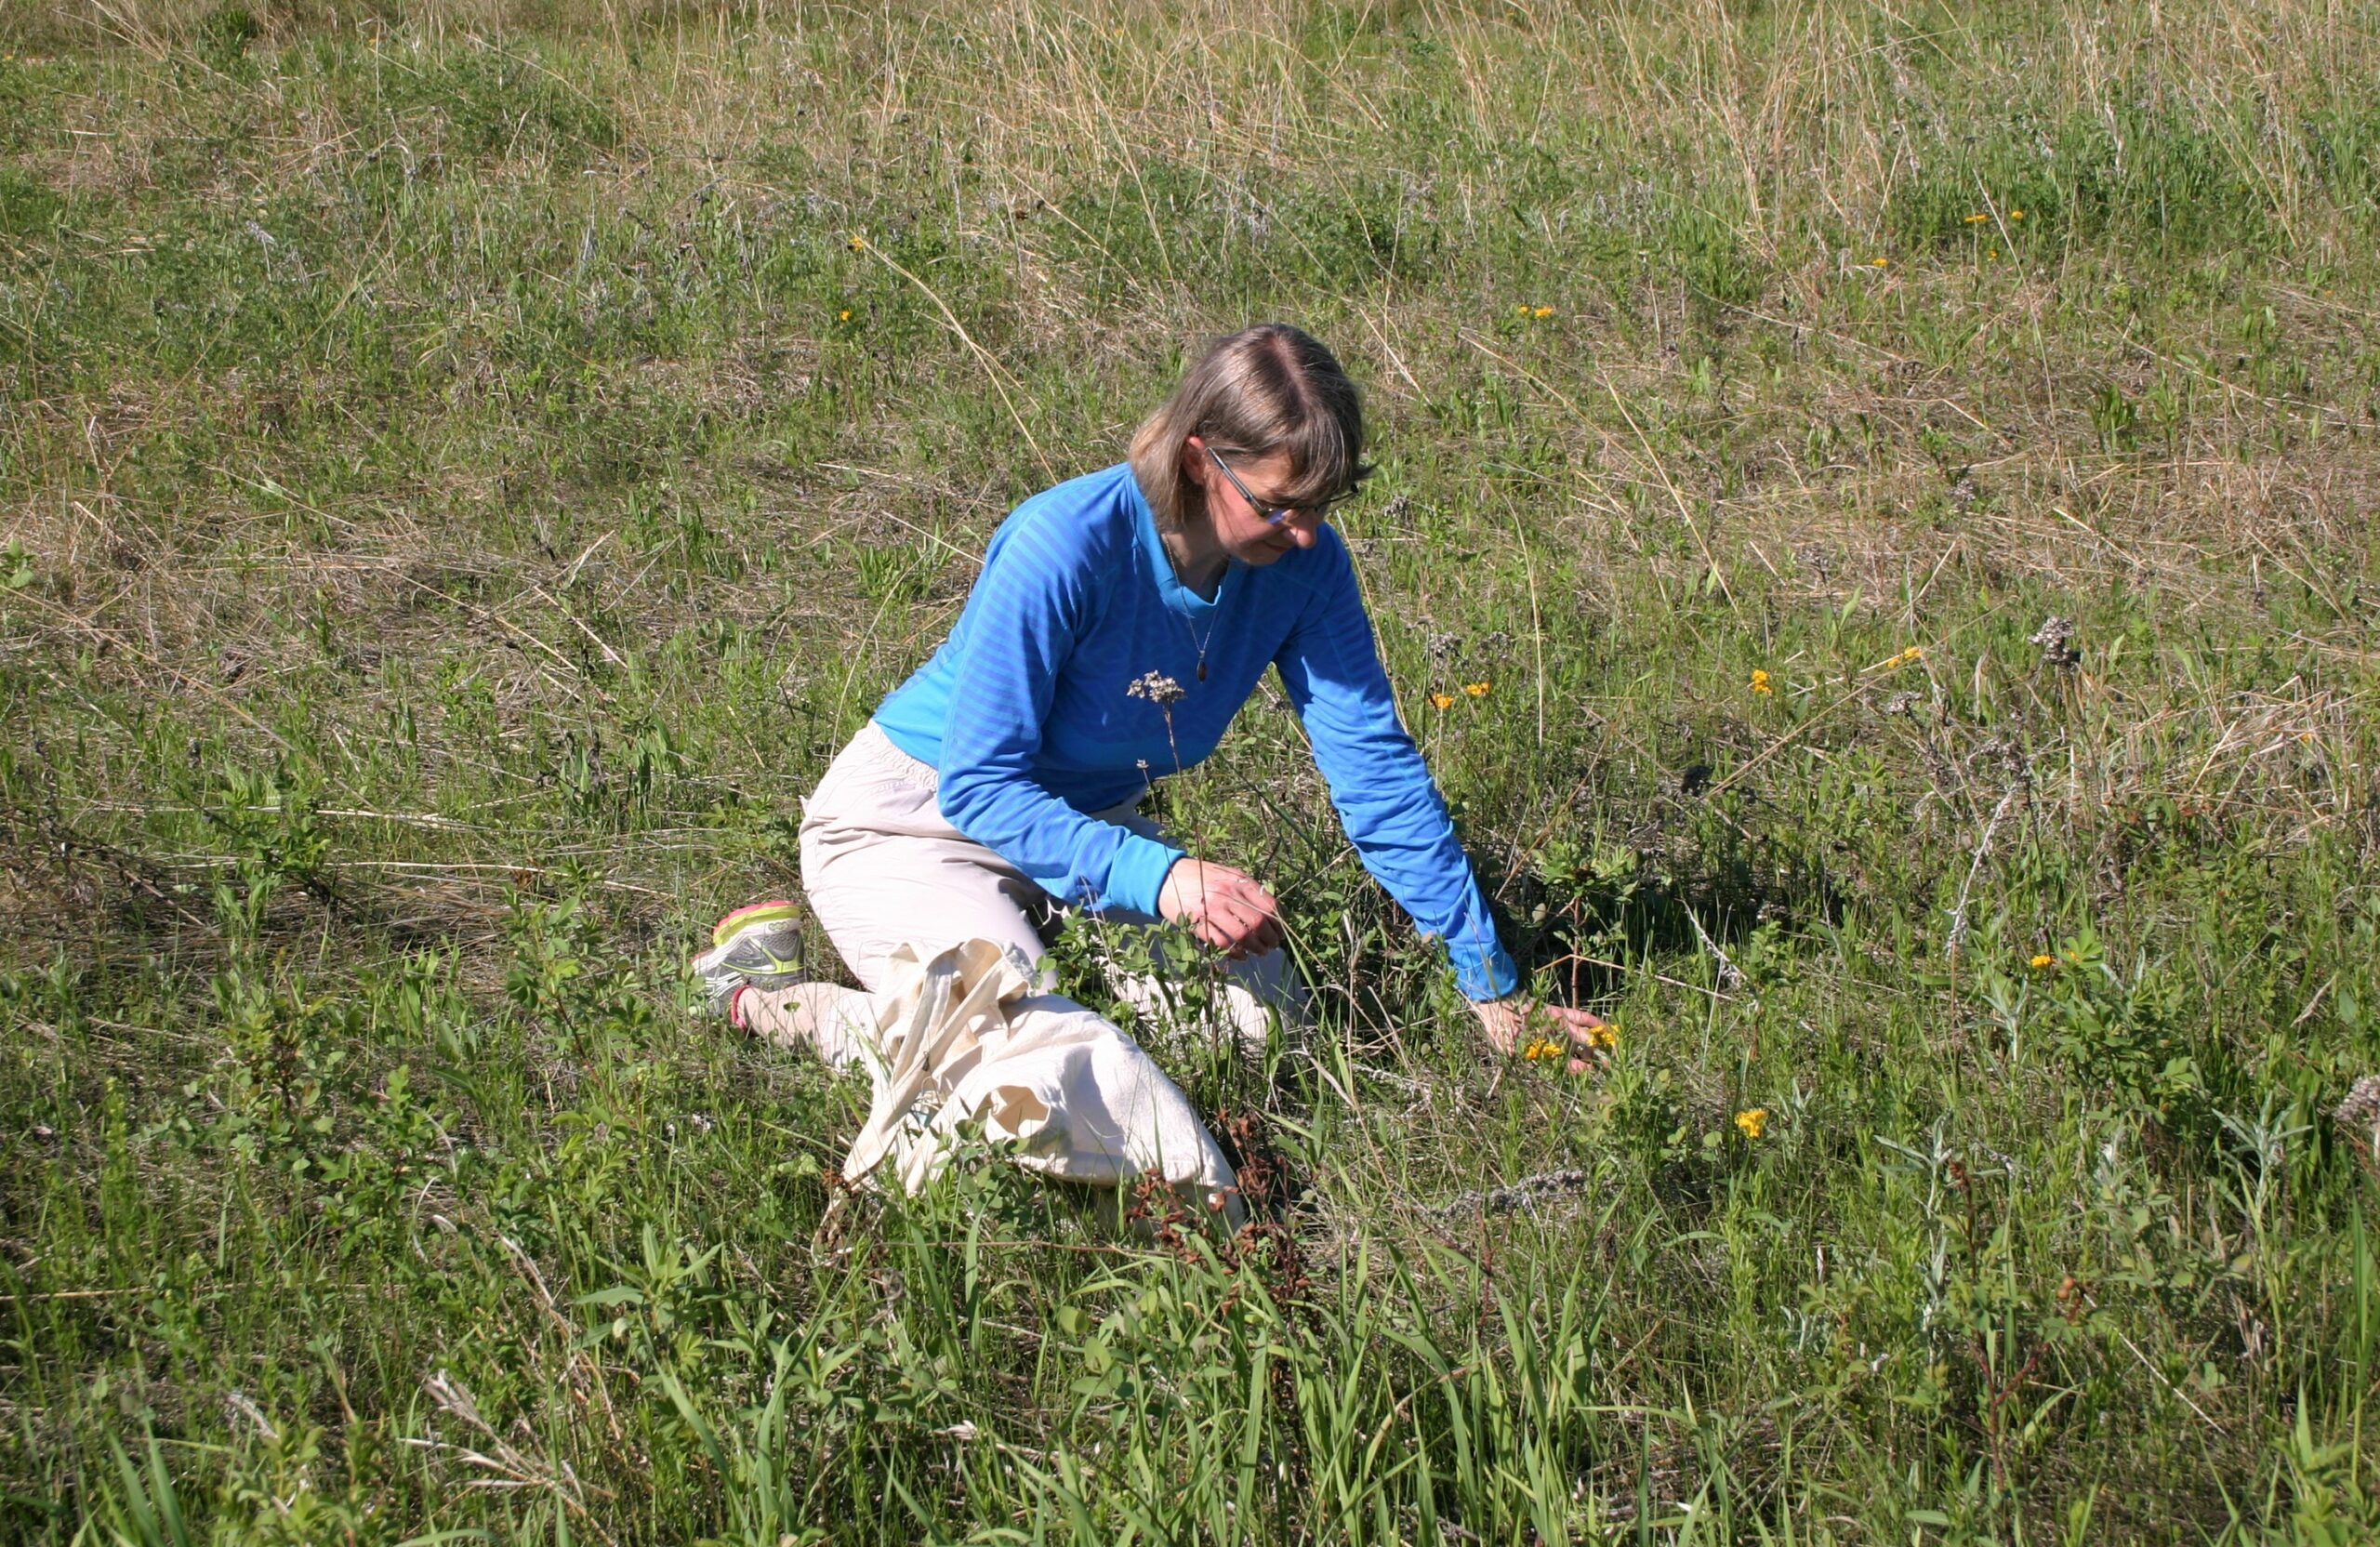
872, 462, 1521, 1000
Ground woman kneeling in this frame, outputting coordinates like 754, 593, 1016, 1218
694, 324, 1606, 1216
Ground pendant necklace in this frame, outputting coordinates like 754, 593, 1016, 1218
1180, 584, 1219, 681
1160, 529, 1221, 682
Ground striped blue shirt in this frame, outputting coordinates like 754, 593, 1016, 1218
873, 462, 1520, 999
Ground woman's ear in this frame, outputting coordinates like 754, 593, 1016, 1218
1178, 433, 1209, 488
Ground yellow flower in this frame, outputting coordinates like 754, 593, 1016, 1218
1734, 1108, 1769, 1140
1462, 681, 1490, 696
1516, 303, 1531, 314
1585, 1021, 1618, 1051
2009, 209, 2025, 220
1751, 668, 1773, 695
2030, 954, 2054, 970
1533, 306, 1554, 318
848, 234, 868, 251
838, 309, 852, 321
1429, 692, 1456, 710
1987, 247, 1999, 260
1871, 257, 1889, 268
1964, 212, 1990, 224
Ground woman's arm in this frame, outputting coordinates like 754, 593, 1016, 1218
1271, 532, 1519, 998
1272, 533, 1608, 1064
935, 515, 1185, 916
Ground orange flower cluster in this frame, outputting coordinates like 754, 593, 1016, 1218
1523, 1022, 1617, 1064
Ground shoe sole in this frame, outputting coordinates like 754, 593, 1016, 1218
710, 898, 800, 947
691, 899, 803, 973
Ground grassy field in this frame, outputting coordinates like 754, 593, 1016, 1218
6, 0, 2380, 1540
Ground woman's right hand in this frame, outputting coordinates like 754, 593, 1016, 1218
1157, 859, 1284, 959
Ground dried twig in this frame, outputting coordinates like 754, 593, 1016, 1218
1945, 775, 2029, 960
1420, 1168, 1601, 1221
1682, 906, 1749, 992
407, 1370, 620, 1547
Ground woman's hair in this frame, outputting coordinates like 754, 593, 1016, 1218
1129, 324, 1371, 530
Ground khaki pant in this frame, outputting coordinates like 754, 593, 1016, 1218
783, 721, 1305, 1050
735, 722, 1305, 1211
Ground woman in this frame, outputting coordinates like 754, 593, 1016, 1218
696, 324, 1607, 1210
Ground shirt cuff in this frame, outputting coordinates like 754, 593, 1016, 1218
1104, 832, 1187, 917
1448, 938, 1523, 1001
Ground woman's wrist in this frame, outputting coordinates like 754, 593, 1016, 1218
1119, 840, 1191, 919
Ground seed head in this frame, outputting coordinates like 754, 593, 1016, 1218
1126, 670, 1185, 707
2030, 615, 2080, 668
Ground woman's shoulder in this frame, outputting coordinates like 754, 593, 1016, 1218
1004, 456, 1142, 547
975, 461, 1142, 600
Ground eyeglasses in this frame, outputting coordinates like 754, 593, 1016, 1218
1204, 444, 1355, 526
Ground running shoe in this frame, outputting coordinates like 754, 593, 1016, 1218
691, 900, 806, 1018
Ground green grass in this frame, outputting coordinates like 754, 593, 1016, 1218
5, 0, 2380, 1540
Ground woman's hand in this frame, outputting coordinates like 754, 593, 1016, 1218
1157, 859, 1285, 959
1472, 996, 1613, 1075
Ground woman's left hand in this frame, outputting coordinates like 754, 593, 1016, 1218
1471, 997, 1612, 1075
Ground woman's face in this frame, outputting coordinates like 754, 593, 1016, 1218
1185, 438, 1329, 567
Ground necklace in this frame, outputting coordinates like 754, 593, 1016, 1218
1186, 610, 1216, 681
1159, 528, 1222, 681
